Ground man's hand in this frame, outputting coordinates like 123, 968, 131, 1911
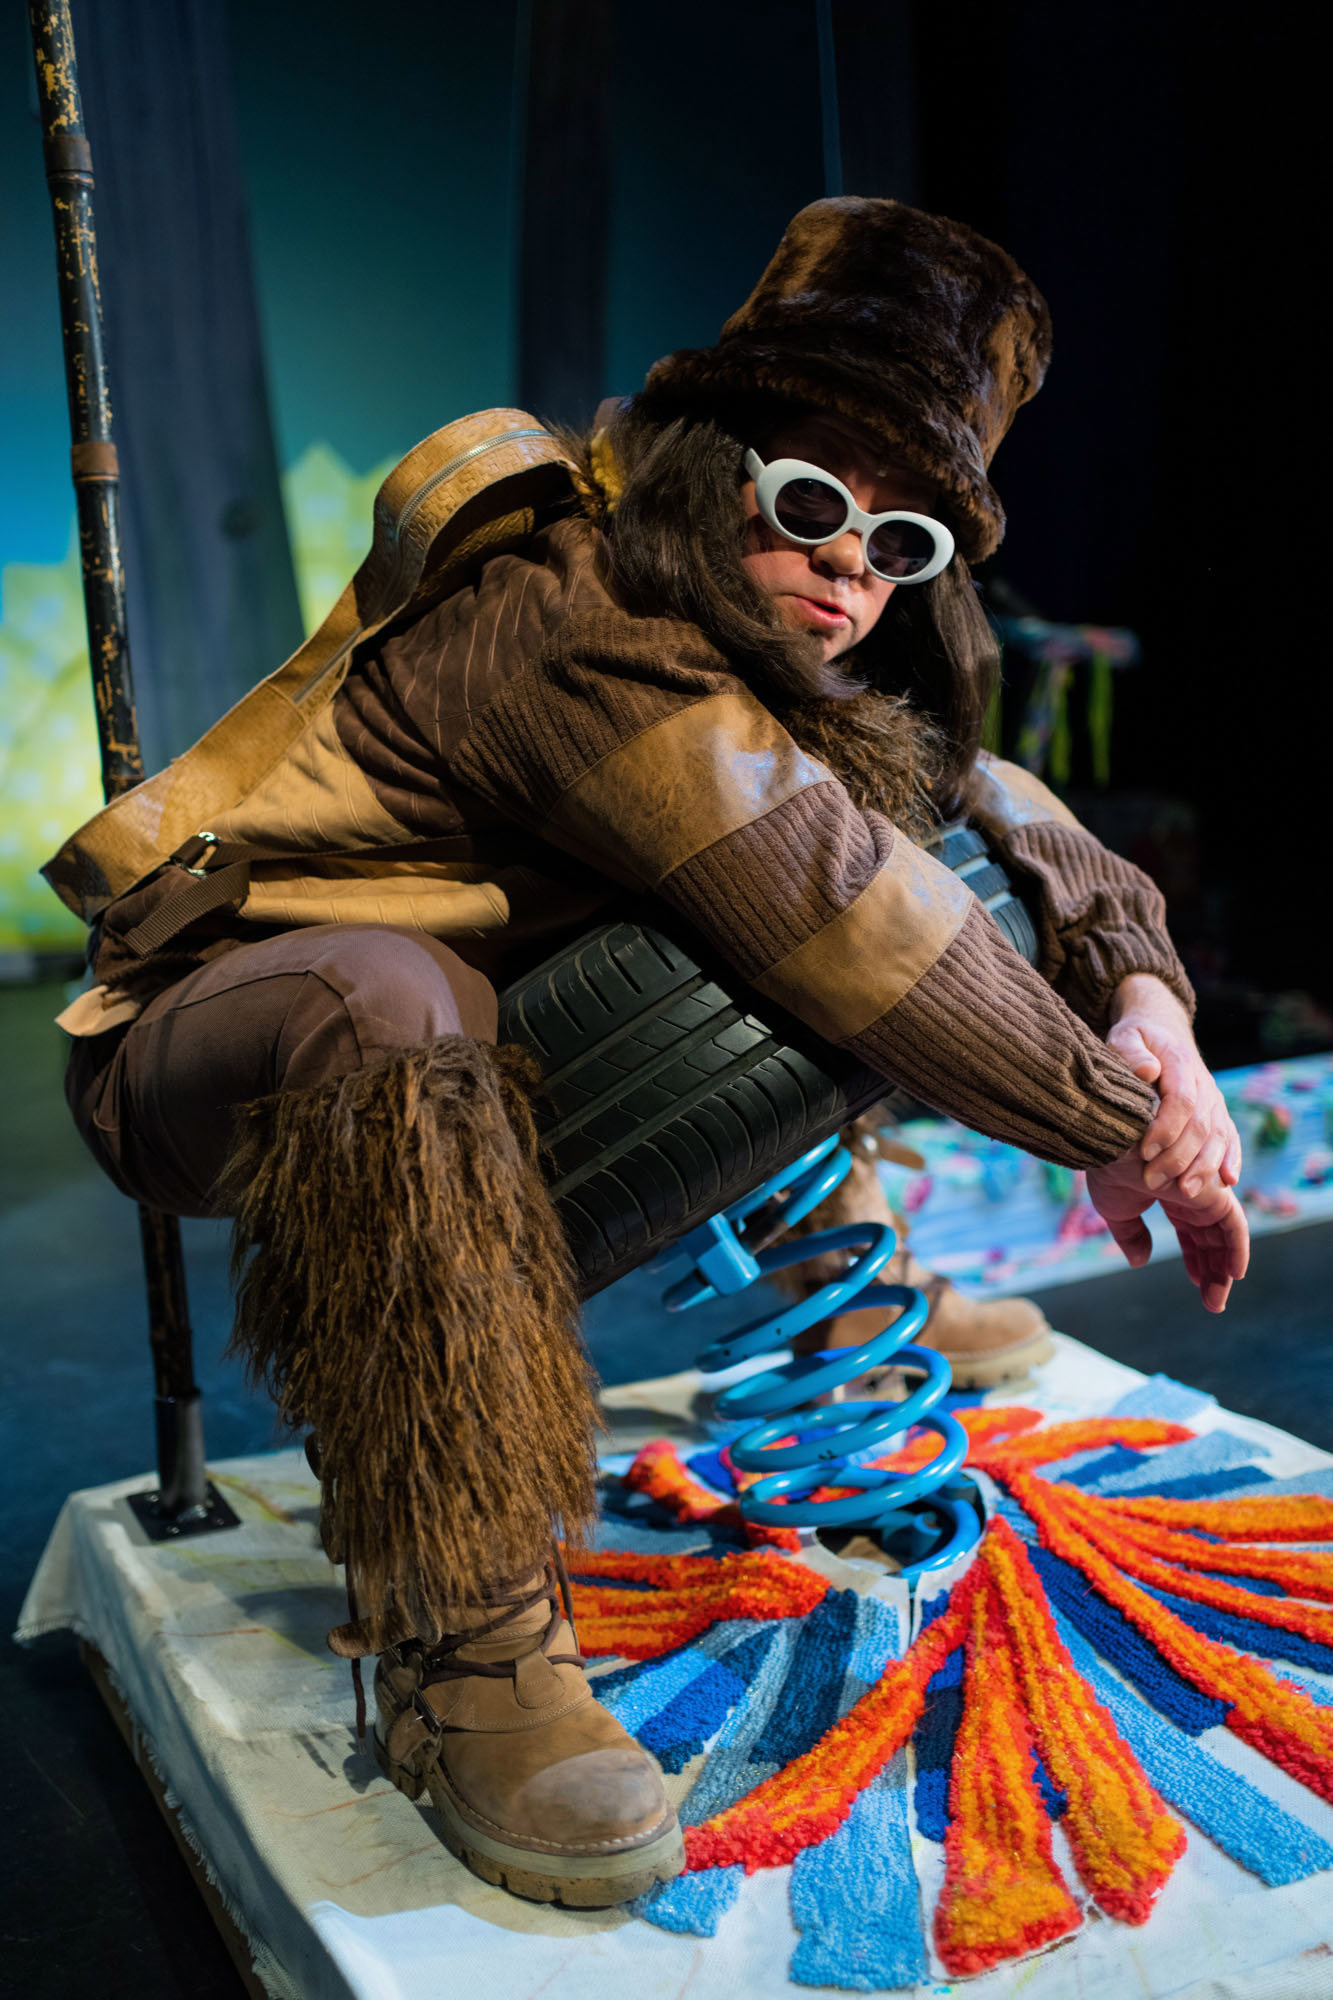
1086, 1146, 1250, 1312
1108, 973, 1242, 1196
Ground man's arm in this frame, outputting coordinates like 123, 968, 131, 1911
967, 756, 1249, 1301
451, 613, 1158, 1169
967, 753, 1196, 1032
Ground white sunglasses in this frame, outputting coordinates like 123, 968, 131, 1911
743, 449, 955, 584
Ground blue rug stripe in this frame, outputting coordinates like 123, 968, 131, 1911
1211, 1468, 1333, 1500
638, 1659, 748, 1772
1110, 1375, 1217, 1422
638, 1627, 781, 1773
597, 1648, 713, 1731
1030, 1748, 1068, 1820
1035, 1446, 1117, 1482
1202, 1569, 1285, 1597
684, 1444, 739, 1496
1136, 1467, 1274, 1502
587, 1515, 718, 1554
637, 1621, 799, 1937
845, 1594, 903, 1689
1054, 1609, 1333, 1886
913, 1675, 963, 1841
788, 1751, 928, 1991
591, 1615, 766, 1704
913, 1589, 965, 1842
749, 1586, 862, 1766
991, 1489, 1039, 1542
1095, 1431, 1266, 1493
1030, 1545, 1230, 1734
636, 1864, 745, 1936
680, 1621, 799, 1825
1141, 1582, 1333, 1676
1058, 1445, 1146, 1488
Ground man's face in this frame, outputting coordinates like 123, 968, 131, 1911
740, 415, 939, 662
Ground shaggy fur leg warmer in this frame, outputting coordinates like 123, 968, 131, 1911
221, 1039, 600, 1651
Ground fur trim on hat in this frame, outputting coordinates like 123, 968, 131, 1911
640, 197, 1052, 561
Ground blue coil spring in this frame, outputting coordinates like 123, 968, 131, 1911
658, 1137, 983, 1582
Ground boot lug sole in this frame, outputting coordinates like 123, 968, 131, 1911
942, 1329, 1055, 1389
374, 1727, 686, 1907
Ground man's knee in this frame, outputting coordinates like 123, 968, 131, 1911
275, 927, 497, 1089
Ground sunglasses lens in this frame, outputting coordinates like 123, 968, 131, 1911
772, 475, 849, 540
866, 519, 940, 578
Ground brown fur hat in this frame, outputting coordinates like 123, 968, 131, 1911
638, 196, 1052, 561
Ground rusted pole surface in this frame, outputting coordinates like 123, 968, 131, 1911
29, 0, 143, 800
30, 0, 208, 1520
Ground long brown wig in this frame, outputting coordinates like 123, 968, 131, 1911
570, 397, 1000, 830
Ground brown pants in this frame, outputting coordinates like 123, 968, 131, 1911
65, 925, 498, 1218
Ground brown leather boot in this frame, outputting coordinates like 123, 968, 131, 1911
782, 1135, 1053, 1393
797, 1247, 1054, 1394
373, 1558, 685, 1907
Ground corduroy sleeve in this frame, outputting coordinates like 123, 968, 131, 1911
451, 613, 1157, 1167
967, 754, 1196, 1034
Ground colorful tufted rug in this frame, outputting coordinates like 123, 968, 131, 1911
592, 1346, 1333, 1991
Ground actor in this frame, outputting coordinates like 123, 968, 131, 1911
59, 197, 1246, 1908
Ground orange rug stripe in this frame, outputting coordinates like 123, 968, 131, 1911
981, 1520, 1184, 1922
934, 1564, 1081, 1975
624, 1439, 744, 1524
1007, 1471, 1333, 1804
567, 1545, 829, 1658
1099, 1490, 1333, 1543
683, 1577, 976, 1872
973, 1416, 1194, 1471
1067, 1503, 1333, 1603
1050, 1484, 1333, 1643
621, 1439, 803, 1549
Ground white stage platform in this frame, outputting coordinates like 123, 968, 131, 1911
16, 1335, 1333, 2000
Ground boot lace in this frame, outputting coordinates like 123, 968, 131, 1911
416, 1551, 586, 1699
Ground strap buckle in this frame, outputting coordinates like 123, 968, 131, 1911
411, 1686, 443, 1737
177, 830, 219, 877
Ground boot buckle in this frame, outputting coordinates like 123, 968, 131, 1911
412, 1685, 444, 1737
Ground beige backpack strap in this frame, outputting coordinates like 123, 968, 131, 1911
43, 410, 576, 923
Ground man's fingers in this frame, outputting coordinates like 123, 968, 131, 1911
1108, 1022, 1162, 1082
1222, 1130, 1242, 1185
1106, 1214, 1153, 1267
1177, 1127, 1228, 1199
1224, 1199, 1251, 1281
1201, 1274, 1234, 1313
1144, 1111, 1211, 1189
1170, 1196, 1250, 1308
1141, 1047, 1198, 1161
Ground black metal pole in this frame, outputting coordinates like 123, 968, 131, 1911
29, 0, 230, 1536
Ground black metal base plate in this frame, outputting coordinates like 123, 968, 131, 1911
125, 1480, 242, 1542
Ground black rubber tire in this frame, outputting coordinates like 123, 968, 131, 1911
496, 824, 1039, 1301
498, 917, 884, 1298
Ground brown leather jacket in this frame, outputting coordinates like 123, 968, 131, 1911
60, 509, 1186, 1168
